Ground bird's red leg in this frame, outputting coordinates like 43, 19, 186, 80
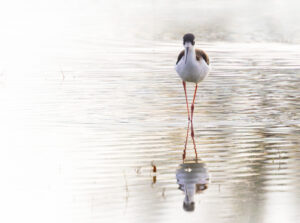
191, 122, 198, 159
182, 121, 190, 161
191, 84, 198, 122
182, 81, 190, 121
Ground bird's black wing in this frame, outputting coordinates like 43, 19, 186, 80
176, 50, 185, 64
195, 49, 209, 65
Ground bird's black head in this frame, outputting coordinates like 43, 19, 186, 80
183, 33, 195, 45
183, 201, 195, 212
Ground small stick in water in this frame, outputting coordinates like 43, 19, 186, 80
151, 161, 157, 173
151, 161, 157, 185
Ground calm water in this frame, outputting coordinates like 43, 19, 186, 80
0, 1, 300, 223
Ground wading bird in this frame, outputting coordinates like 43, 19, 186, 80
175, 33, 210, 123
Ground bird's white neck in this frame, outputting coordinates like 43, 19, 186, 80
184, 45, 196, 64
184, 184, 195, 203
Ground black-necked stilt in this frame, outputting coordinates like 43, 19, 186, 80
175, 33, 210, 123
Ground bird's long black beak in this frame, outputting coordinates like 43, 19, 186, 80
185, 47, 189, 64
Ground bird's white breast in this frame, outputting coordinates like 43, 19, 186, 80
175, 56, 210, 83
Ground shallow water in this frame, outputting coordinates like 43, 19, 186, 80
0, 1, 300, 223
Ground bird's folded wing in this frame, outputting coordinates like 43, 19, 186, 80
196, 49, 209, 65
176, 50, 185, 64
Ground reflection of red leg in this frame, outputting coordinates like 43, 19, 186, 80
191, 84, 198, 122
191, 122, 198, 159
191, 84, 198, 158
183, 121, 190, 161
183, 81, 190, 121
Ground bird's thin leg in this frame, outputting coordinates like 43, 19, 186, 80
182, 121, 190, 161
191, 121, 198, 159
182, 81, 190, 121
191, 84, 198, 122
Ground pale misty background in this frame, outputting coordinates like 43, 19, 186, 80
0, 1, 299, 223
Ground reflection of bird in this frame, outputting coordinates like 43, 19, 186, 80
176, 161, 209, 212
175, 33, 210, 122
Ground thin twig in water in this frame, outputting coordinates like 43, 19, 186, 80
123, 170, 129, 214
60, 66, 65, 80
123, 170, 129, 201
162, 188, 166, 199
